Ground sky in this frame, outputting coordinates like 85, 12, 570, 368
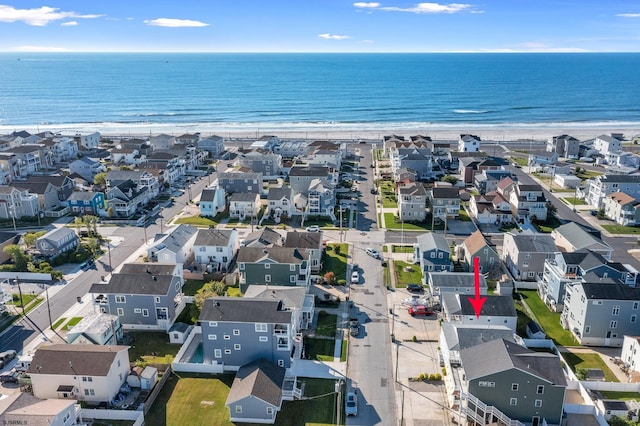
0, 1, 640, 52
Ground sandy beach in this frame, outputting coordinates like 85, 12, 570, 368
2, 122, 640, 142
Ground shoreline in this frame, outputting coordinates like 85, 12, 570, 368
2, 122, 640, 142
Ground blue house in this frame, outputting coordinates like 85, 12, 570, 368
413, 232, 453, 275
64, 191, 106, 216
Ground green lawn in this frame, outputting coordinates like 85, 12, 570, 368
183, 279, 206, 296
511, 156, 528, 167
340, 339, 348, 362
52, 317, 66, 330
383, 213, 430, 230
173, 216, 218, 226
127, 331, 182, 364
518, 290, 578, 347
562, 351, 619, 382
576, 170, 603, 180
533, 215, 563, 233
9, 293, 38, 307
306, 337, 336, 361
394, 260, 423, 287
514, 303, 534, 337
391, 245, 413, 253
562, 197, 586, 206
145, 373, 236, 426
176, 303, 200, 325
279, 378, 342, 426
64, 316, 83, 330
602, 224, 640, 235
322, 243, 348, 281
315, 311, 337, 338
599, 390, 640, 400
458, 207, 471, 222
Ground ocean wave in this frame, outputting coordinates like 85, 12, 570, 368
453, 109, 490, 114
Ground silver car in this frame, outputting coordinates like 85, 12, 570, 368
345, 391, 358, 416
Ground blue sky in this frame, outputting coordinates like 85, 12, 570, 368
1, 1, 639, 52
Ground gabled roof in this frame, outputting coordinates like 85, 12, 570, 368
283, 231, 322, 249
267, 186, 292, 201
156, 224, 198, 253
229, 192, 259, 203
496, 177, 515, 191
598, 174, 640, 183
38, 227, 77, 243
226, 359, 286, 407
398, 182, 427, 197
460, 339, 567, 386
89, 273, 176, 296
119, 263, 178, 275
200, 189, 219, 202
508, 233, 557, 253
288, 166, 329, 177
194, 228, 234, 246
441, 323, 517, 352
200, 297, 291, 323
244, 285, 307, 310
580, 282, 640, 300
606, 191, 640, 206
518, 184, 543, 192
442, 293, 516, 317
243, 227, 283, 248
28, 344, 128, 376
67, 191, 101, 201
553, 222, 610, 252
237, 247, 305, 264
431, 187, 459, 199
416, 232, 450, 253
429, 272, 486, 289
463, 230, 494, 257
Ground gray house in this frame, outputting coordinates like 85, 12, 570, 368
90, 263, 184, 331
244, 285, 315, 330
35, 227, 79, 258
238, 149, 283, 178
237, 247, 310, 292
441, 293, 517, 332
414, 232, 453, 276
226, 359, 286, 424
198, 135, 225, 157
460, 339, 567, 426
461, 230, 499, 273
547, 134, 580, 158
552, 222, 613, 261
501, 233, 557, 281
427, 272, 487, 296
242, 227, 284, 248
199, 298, 295, 369
288, 166, 332, 195
562, 282, 640, 347
283, 231, 323, 274
217, 170, 263, 195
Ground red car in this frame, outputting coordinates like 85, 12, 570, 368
408, 305, 434, 317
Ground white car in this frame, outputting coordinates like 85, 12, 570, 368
345, 392, 358, 416
305, 225, 320, 232
365, 247, 380, 258
351, 271, 359, 284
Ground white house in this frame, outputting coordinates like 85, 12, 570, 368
266, 186, 294, 221
147, 224, 198, 264
553, 174, 581, 189
621, 335, 640, 374
603, 191, 640, 226
193, 228, 239, 272
75, 132, 101, 150
458, 134, 481, 152
593, 134, 622, 156
28, 345, 130, 403
441, 293, 517, 332
229, 192, 261, 221
199, 187, 226, 217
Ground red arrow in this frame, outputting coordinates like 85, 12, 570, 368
468, 256, 487, 318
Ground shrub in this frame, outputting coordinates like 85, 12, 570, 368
412, 335, 418, 342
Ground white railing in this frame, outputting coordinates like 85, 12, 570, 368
463, 392, 526, 426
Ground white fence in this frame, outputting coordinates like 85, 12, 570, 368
581, 381, 640, 393
173, 361, 225, 374
81, 408, 144, 425
0, 272, 52, 281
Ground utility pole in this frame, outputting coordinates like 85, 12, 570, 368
107, 239, 112, 272
15, 277, 24, 316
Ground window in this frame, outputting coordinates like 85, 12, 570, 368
142, 309, 149, 317
234, 344, 241, 350
534, 399, 543, 408
214, 349, 222, 358
430, 252, 435, 258
290, 264, 296, 271
208, 334, 217, 340
233, 329, 240, 336
265, 275, 271, 282
632, 315, 637, 324
155, 296, 161, 304
199, 247, 206, 252
224, 335, 230, 340
134, 308, 141, 313
225, 349, 231, 354
610, 320, 618, 328
612, 306, 620, 316
259, 336, 268, 342
278, 359, 285, 367
84, 389, 95, 396
117, 308, 124, 316
265, 263, 271, 269
438, 252, 443, 259
235, 405, 242, 413
255, 323, 268, 332
478, 381, 495, 387
511, 383, 519, 391
239, 263, 245, 270
209, 321, 218, 327
510, 398, 517, 406
82, 376, 93, 382
528, 272, 536, 278
290, 275, 296, 283
585, 326, 591, 334
634, 302, 639, 310
536, 385, 544, 394
115, 295, 126, 303
216, 247, 223, 252
267, 407, 274, 415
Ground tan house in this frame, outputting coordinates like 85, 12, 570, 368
603, 191, 640, 226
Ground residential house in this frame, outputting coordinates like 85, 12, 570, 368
237, 247, 310, 292
459, 157, 502, 185
229, 192, 261, 221
397, 182, 427, 222
288, 166, 334, 195
469, 192, 513, 225
395, 167, 418, 184
69, 157, 105, 182
244, 285, 315, 331
106, 170, 159, 198
274, 140, 311, 158
474, 169, 512, 195
28, 344, 130, 403
106, 180, 149, 218
198, 135, 225, 157
305, 178, 335, 218
306, 140, 343, 169
584, 174, 640, 209
217, 170, 263, 195
66, 312, 123, 345
440, 323, 519, 367
283, 230, 323, 274
199, 187, 226, 217
226, 359, 286, 425
593, 134, 623, 156
238, 149, 283, 179
193, 228, 239, 273
553, 174, 581, 189
389, 147, 433, 180
551, 222, 613, 260
266, 186, 294, 221
36, 227, 79, 258
250, 135, 280, 152
621, 336, 640, 374
149, 134, 176, 151
429, 187, 460, 220
414, 232, 453, 275
13, 179, 60, 211
0, 393, 82, 426
242, 227, 284, 248
40, 136, 78, 164
603, 191, 640, 226
427, 272, 487, 296
0, 231, 20, 264
605, 150, 640, 169
459, 339, 567, 426
0, 186, 39, 219
64, 191, 106, 216
176, 133, 200, 145
461, 230, 499, 273
27, 175, 74, 203
199, 297, 295, 369
147, 224, 198, 264
9, 144, 43, 177
146, 152, 184, 184
528, 151, 559, 167
0, 153, 18, 183
508, 184, 548, 222
458, 134, 481, 152
90, 263, 185, 331
502, 233, 557, 281
74, 131, 101, 150
441, 294, 517, 332
561, 282, 640, 346
547, 134, 580, 158
110, 148, 142, 166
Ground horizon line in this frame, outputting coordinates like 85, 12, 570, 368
2, 50, 640, 54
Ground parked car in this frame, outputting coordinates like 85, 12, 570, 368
349, 318, 359, 336
408, 305, 434, 317
0, 350, 17, 363
365, 247, 380, 258
0, 371, 19, 384
345, 391, 358, 416
406, 284, 424, 293
351, 271, 360, 284
305, 225, 320, 232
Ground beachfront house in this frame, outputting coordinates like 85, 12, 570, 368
547, 134, 580, 158
458, 134, 481, 152
501, 233, 557, 282
198, 135, 225, 157
593, 134, 623, 156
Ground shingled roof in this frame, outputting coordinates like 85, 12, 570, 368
28, 344, 128, 376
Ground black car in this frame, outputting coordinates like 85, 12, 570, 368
370, 188, 377, 194
406, 284, 424, 293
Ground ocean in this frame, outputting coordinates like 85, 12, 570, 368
1, 52, 639, 134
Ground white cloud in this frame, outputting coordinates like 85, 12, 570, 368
617, 13, 640, 18
61, 21, 77, 26
12, 45, 70, 52
318, 33, 351, 40
144, 18, 209, 27
0, 5, 102, 26
356, 2, 475, 14
361, 39, 375, 43
514, 42, 588, 53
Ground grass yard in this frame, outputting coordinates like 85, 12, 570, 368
64, 316, 83, 330
533, 215, 563, 233
322, 243, 348, 281
514, 303, 534, 337
562, 351, 619, 382
127, 331, 182, 364
383, 213, 430, 230
391, 245, 413, 253
511, 156, 528, 167
176, 303, 200, 325
518, 290, 578, 347
598, 390, 640, 400
340, 339, 348, 362
394, 260, 423, 287
562, 197, 586, 206
182, 279, 206, 296
52, 317, 66, 330
226, 286, 242, 297
306, 337, 336, 361
315, 311, 337, 338
278, 378, 341, 426
602, 224, 640, 235
576, 169, 603, 180
458, 207, 471, 222
9, 293, 38, 307
145, 373, 236, 426
173, 216, 218, 226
